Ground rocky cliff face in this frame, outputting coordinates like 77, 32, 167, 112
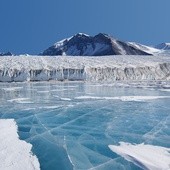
42, 33, 152, 56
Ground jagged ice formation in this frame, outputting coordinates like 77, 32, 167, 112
0, 55, 170, 82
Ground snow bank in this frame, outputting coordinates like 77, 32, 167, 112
0, 55, 170, 82
0, 119, 40, 170
109, 142, 170, 170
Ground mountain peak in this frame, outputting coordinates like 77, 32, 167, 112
155, 43, 170, 50
0, 52, 13, 56
164, 43, 170, 45
73, 33, 90, 37
71, 33, 92, 41
96, 33, 112, 37
42, 33, 152, 56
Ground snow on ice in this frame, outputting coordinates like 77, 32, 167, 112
0, 119, 40, 170
109, 142, 170, 170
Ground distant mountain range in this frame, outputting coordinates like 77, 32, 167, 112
155, 43, 170, 50
1, 33, 170, 56
0, 52, 13, 56
42, 33, 170, 56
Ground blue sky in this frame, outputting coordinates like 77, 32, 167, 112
0, 0, 170, 54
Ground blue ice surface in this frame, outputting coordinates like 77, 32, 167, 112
0, 81, 170, 170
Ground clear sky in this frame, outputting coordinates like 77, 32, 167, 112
0, 0, 170, 54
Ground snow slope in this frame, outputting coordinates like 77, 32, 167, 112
129, 42, 170, 56
128, 42, 160, 54
155, 43, 170, 50
0, 119, 40, 170
0, 55, 170, 82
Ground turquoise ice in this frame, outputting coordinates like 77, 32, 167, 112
0, 82, 170, 170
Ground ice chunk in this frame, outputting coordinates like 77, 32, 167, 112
0, 119, 40, 170
109, 142, 170, 170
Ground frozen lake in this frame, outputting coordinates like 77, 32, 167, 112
0, 81, 170, 170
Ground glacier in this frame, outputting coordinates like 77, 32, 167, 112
0, 81, 170, 170
0, 55, 170, 82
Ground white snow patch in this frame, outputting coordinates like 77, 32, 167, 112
160, 89, 170, 92
0, 119, 40, 170
38, 105, 62, 109
7, 98, 33, 103
128, 42, 160, 54
115, 96, 170, 101
2, 87, 23, 91
37, 91, 50, 93
75, 96, 102, 100
60, 98, 72, 101
77, 33, 90, 37
109, 142, 170, 170
75, 96, 170, 101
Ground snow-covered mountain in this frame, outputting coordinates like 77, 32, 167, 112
42, 33, 152, 56
0, 52, 13, 56
128, 42, 170, 56
128, 42, 161, 55
155, 43, 170, 50
1, 33, 169, 56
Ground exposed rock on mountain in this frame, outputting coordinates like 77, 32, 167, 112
42, 33, 152, 56
0, 52, 13, 56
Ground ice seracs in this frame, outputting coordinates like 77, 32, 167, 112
0, 55, 170, 82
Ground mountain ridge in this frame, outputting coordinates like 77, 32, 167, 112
1, 33, 170, 56
42, 33, 153, 56
155, 43, 170, 50
0, 52, 13, 56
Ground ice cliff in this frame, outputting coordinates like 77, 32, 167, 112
0, 55, 170, 82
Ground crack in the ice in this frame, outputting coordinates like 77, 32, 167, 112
25, 104, 111, 142
143, 114, 170, 143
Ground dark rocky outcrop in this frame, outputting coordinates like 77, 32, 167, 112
42, 33, 152, 56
